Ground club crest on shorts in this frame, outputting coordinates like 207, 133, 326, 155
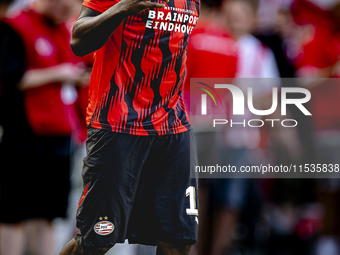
94, 220, 114, 236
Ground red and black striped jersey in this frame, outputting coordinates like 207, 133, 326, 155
83, 0, 200, 135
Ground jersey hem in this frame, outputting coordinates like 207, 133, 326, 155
88, 121, 192, 136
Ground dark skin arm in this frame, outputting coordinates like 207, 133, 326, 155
71, 0, 168, 57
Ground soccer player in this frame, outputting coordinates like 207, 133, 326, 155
59, 0, 200, 254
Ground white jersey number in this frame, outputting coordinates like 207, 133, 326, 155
186, 186, 198, 216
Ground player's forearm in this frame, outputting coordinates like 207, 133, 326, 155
71, 3, 128, 57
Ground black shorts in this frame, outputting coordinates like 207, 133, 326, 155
75, 128, 198, 247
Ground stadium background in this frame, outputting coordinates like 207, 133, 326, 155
1, 0, 340, 254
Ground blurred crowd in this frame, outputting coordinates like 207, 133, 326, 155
186, 0, 340, 255
1, 0, 340, 254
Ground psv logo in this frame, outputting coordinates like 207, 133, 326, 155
94, 221, 115, 236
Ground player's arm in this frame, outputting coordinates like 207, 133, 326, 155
71, 0, 167, 57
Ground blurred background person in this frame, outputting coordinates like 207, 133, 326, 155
0, 2, 29, 255
223, 0, 280, 154
290, 0, 340, 253
0, 0, 89, 254
183, 0, 238, 254
219, 1, 281, 254
226, 0, 279, 78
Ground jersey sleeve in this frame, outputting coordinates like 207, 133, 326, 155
82, 0, 116, 13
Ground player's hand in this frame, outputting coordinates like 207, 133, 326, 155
119, 0, 169, 16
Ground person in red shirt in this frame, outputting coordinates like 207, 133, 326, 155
291, 0, 340, 132
291, 0, 340, 241
182, 0, 238, 254
0, 0, 89, 254
59, 0, 200, 254
183, 0, 237, 110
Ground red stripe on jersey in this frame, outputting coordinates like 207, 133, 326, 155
77, 183, 89, 209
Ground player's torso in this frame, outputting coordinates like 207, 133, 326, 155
123, 0, 200, 44
109, 0, 200, 85
121, 1, 199, 80
88, 0, 200, 135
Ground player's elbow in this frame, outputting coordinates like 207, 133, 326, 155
71, 37, 87, 57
